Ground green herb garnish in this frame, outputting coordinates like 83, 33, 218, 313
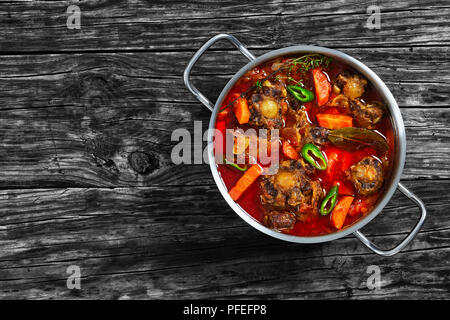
287, 54, 332, 74
287, 76, 303, 86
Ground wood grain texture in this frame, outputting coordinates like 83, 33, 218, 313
0, 180, 448, 299
0, 103, 448, 187
1, 0, 450, 52
0, 49, 448, 187
0, 0, 449, 299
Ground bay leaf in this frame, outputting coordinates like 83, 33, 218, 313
328, 127, 388, 154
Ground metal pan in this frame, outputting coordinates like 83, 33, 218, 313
184, 34, 426, 256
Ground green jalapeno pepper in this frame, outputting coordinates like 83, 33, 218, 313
286, 85, 314, 102
301, 143, 327, 170
223, 157, 248, 172
320, 185, 339, 215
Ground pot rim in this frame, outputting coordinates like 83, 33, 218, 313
207, 45, 406, 243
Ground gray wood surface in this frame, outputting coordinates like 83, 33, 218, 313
0, 0, 449, 299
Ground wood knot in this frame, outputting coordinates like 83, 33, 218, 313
128, 151, 159, 175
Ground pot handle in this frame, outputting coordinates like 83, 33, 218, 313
353, 182, 427, 256
183, 34, 256, 111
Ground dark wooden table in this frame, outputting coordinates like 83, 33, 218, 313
0, 0, 449, 299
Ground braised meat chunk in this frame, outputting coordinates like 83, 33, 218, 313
347, 157, 384, 196
260, 160, 323, 213
248, 80, 287, 129
334, 71, 368, 100
331, 71, 385, 129
292, 108, 310, 131
303, 125, 329, 146
351, 99, 385, 129
264, 211, 296, 231
297, 179, 323, 214
329, 94, 351, 111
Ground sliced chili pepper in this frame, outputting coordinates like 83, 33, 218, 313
286, 85, 315, 102
223, 157, 248, 172
320, 185, 339, 215
301, 143, 327, 170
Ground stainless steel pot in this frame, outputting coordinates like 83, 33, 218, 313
184, 34, 426, 256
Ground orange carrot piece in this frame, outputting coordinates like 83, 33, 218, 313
228, 164, 263, 201
282, 140, 299, 160
233, 94, 250, 124
331, 196, 354, 229
312, 68, 331, 106
316, 113, 353, 129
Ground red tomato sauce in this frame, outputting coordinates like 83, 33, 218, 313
214, 55, 395, 237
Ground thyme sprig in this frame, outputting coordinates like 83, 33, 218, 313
287, 54, 332, 73
287, 76, 303, 86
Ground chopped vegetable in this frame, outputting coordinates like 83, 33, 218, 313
320, 185, 339, 215
286, 85, 314, 102
316, 113, 353, 129
233, 94, 250, 124
328, 127, 388, 154
312, 68, 331, 106
228, 164, 264, 201
331, 196, 354, 229
282, 140, 299, 160
223, 157, 247, 172
301, 143, 327, 170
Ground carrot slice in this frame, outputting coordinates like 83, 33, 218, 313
312, 68, 331, 106
228, 164, 263, 201
331, 196, 354, 229
282, 140, 299, 160
316, 113, 353, 129
233, 94, 250, 124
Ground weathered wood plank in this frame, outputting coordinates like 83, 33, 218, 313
0, 180, 447, 299
0, 1, 449, 52
0, 102, 448, 187
0, 49, 447, 187
1, 47, 449, 108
